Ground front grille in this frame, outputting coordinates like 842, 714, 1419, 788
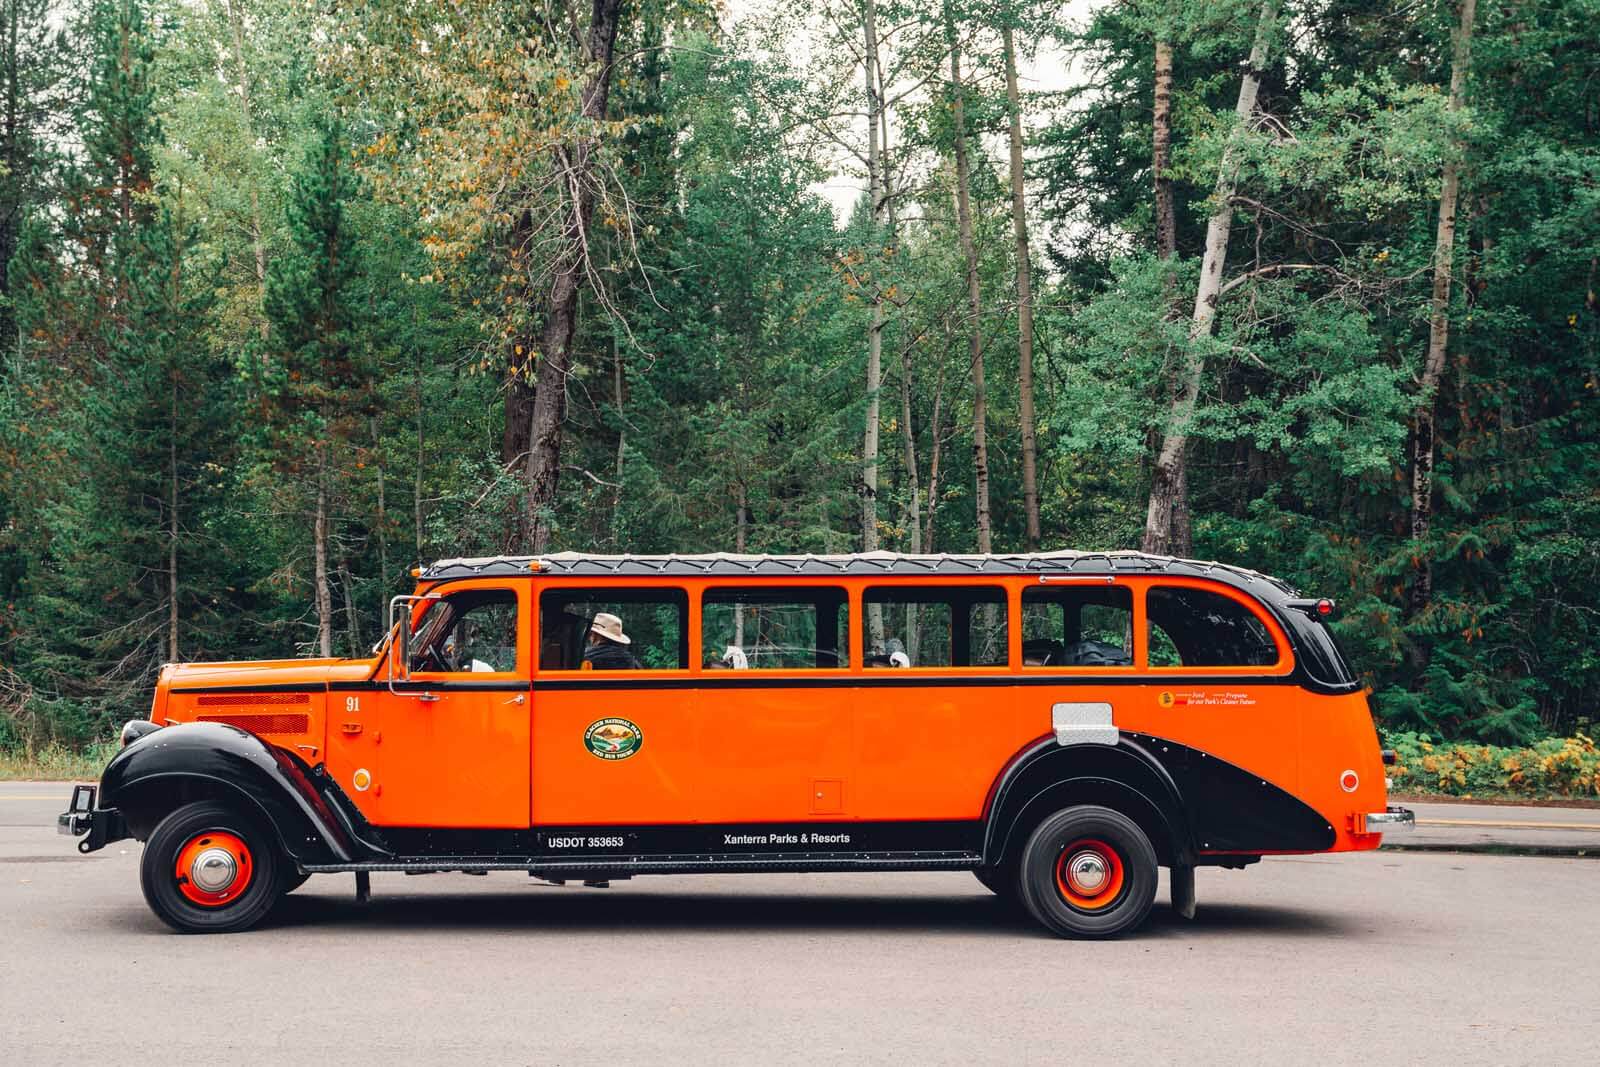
196, 693, 310, 707
197, 713, 311, 735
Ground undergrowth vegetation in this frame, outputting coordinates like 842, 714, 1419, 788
1386, 731, 1600, 800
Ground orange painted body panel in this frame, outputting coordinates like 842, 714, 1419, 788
849, 682, 1033, 820
333, 581, 533, 828
149, 569, 1388, 855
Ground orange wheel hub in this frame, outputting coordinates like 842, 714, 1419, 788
174, 830, 253, 907
1054, 838, 1125, 911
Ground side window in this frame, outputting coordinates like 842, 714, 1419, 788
862, 586, 1008, 668
702, 588, 849, 670
1146, 586, 1279, 668
1021, 585, 1134, 667
538, 588, 688, 671
412, 590, 520, 674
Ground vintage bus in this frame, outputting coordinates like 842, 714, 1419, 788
59, 551, 1411, 937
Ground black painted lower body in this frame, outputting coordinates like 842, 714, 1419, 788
298, 734, 1334, 877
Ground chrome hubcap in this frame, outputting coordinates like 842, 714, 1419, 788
190, 847, 238, 893
1066, 850, 1108, 893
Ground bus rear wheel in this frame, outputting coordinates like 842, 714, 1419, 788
140, 801, 284, 934
1017, 804, 1157, 939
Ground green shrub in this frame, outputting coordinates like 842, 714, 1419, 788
1386, 730, 1600, 799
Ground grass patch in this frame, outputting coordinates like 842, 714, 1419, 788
0, 741, 119, 781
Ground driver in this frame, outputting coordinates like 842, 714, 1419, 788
583, 612, 642, 670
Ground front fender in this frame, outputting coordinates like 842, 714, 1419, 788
100, 722, 359, 864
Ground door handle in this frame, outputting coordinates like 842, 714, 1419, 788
341, 723, 363, 735
504, 694, 526, 705
418, 691, 441, 702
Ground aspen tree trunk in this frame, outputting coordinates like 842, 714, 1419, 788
414, 344, 425, 559
1153, 38, 1177, 263
339, 560, 362, 657
924, 362, 948, 552
522, 0, 625, 552
860, 0, 884, 558
947, 10, 992, 554
1142, 0, 1279, 556
1410, 0, 1477, 617
886, 81, 918, 562
900, 336, 921, 556
611, 331, 626, 541
733, 484, 747, 649
1002, 14, 1041, 550
371, 417, 387, 617
1152, 34, 1189, 553
223, 0, 268, 339
899, 337, 921, 660
314, 458, 332, 657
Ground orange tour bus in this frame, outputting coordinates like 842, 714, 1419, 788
59, 551, 1412, 936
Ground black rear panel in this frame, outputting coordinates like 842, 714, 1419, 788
1281, 611, 1358, 689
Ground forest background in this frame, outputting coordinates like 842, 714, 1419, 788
1, 0, 1596, 763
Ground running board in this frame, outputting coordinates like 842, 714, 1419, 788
303, 851, 983, 876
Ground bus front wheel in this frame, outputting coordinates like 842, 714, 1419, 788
1017, 804, 1158, 939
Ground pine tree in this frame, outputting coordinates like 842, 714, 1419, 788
5, 0, 223, 741
263, 114, 373, 657
0, 0, 70, 355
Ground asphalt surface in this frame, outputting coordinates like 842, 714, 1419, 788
1399, 799, 1600, 853
3, 783, 1596, 1064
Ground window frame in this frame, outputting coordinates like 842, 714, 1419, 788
858, 582, 1012, 673
1139, 578, 1292, 675
407, 583, 529, 682
534, 584, 692, 676
1016, 578, 1140, 675
697, 582, 853, 675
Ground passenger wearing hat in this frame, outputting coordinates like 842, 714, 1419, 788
582, 612, 642, 670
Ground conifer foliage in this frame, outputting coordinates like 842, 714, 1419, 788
0, 0, 1596, 749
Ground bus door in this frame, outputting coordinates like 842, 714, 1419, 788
343, 584, 532, 828
529, 585, 696, 825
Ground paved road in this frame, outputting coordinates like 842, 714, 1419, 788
1401, 799, 1600, 852
3, 784, 1596, 1064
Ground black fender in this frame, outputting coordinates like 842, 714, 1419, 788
982, 735, 1195, 868
981, 731, 1337, 868
99, 722, 375, 865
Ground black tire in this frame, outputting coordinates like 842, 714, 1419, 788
1016, 804, 1158, 939
140, 801, 284, 934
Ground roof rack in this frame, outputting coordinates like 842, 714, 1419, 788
415, 550, 1297, 596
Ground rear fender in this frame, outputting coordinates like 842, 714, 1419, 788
982, 736, 1194, 868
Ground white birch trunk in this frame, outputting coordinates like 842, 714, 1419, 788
1410, 0, 1477, 616
1142, 0, 1280, 555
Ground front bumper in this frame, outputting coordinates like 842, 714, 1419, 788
1361, 806, 1415, 834
57, 785, 127, 854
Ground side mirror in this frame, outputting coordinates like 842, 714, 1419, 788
387, 593, 439, 696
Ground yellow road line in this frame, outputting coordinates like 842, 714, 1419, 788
1418, 817, 1600, 832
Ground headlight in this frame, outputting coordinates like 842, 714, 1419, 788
121, 720, 162, 747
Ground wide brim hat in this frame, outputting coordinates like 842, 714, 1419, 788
590, 612, 632, 645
